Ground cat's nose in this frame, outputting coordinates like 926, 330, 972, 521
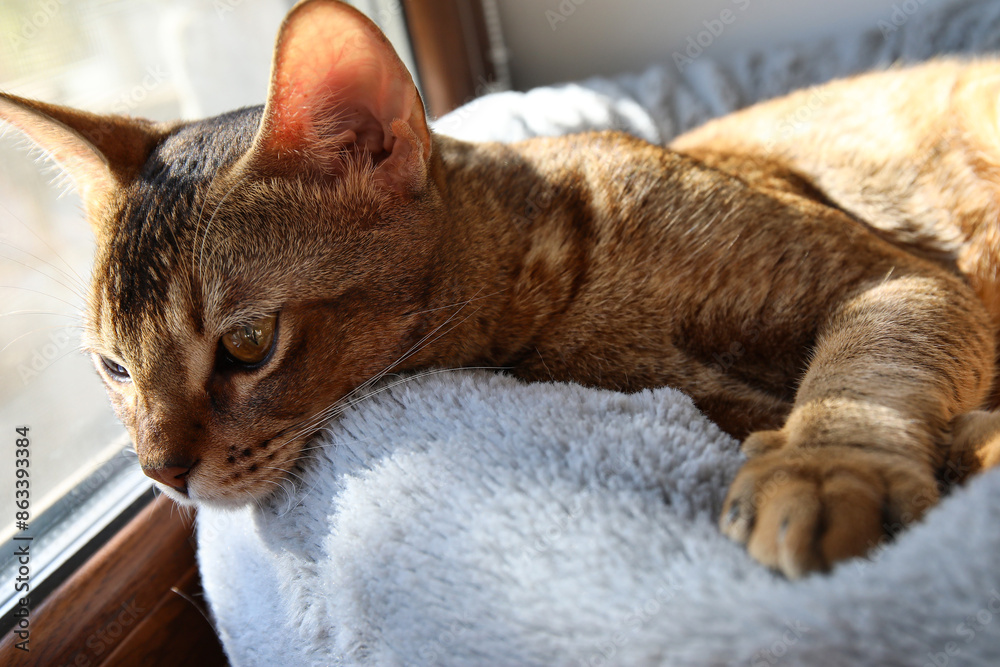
142, 463, 193, 491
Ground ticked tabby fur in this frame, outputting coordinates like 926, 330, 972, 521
2, 0, 1000, 579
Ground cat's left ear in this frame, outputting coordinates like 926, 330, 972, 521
247, 0, 431, 193
0, 92, 165, 226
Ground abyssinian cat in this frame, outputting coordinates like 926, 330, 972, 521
2, 0, 1000, 579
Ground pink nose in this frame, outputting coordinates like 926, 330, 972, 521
142, 464, 193, 491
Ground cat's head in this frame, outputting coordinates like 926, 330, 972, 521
0, 0, 445, 506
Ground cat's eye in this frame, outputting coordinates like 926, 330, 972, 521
221, 314, 278, 366
99, 356, 131, 382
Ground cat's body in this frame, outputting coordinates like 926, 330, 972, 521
673, 58, 1000, 334
435, 131, 987, 442
3, 0, 1000, 579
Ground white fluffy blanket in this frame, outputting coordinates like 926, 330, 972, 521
198, 2, 1000, 664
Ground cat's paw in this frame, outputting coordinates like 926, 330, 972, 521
719, 436, 938, 578
951, 410, 1000, 476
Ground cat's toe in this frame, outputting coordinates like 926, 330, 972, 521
740, 429, 786, 457
951, 410, 1000, 476
746, 476, 829, 578
721, 445, 938, 578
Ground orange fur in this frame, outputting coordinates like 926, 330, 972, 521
2, 2, 999, 579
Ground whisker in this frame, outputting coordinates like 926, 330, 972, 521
197, 181, 241, 285
255, 477, 296, 511
0, 310, 79, 319
257, 281, 514, 468
270, 451, 326, 516
10, 349, 89, 375
191, 169, 224, 278
0, 200, 88, 287
25, 347, 86, 371
395, 304, 483, 368
255, 477, 291, 492
405, 286, 509, 316
0, 251, 87, 301
261, 465, 306, 485
273, 365, 509, 453
335, 366, 508, 418
0, 323, 82, 355
272, 297, 487, 446
332, 287, 487, 406
271, 366, 509, 516
271, 295, 488, 447
319, 303, 490, 422
169, 585, 219, 633
292, 443, 333, 454
0, 284, 84, 310
247, 489, 267, 515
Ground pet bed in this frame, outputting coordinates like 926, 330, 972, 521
197, 2, 1000, 664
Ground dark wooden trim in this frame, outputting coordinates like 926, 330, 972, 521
0, 463, 153, 638
101, 564, 225, 666
401, 0, 497, 118
0, 495, 227, 666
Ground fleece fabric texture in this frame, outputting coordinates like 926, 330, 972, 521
198, 373, 1000, 666
198, 1, 1000, 664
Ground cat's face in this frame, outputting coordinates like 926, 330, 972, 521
88, 113, 443, 506
0, 0, 436, 506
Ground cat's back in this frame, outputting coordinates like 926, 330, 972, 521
469, 129, 852, 248
671, 57, 1000, 324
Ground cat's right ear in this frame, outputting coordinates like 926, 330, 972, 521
245, 0, 431, 194
0, 92, 165, 234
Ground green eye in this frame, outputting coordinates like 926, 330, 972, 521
221, 314, 277, 365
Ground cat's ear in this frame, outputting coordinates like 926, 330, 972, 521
247, 0, 431, 193
0, 92, 165, 229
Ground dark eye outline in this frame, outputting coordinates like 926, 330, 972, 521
217, 314, 279, 371
98, 355, 131, 383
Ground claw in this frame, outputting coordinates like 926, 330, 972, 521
726, 502, 741, 526
720, 497, 755, 543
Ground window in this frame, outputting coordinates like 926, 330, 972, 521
0, 0, 412, 636
0, 0, 474, 649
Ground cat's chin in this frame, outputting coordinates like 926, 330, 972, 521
152, 484, 199, 507
152, 477, 295, 510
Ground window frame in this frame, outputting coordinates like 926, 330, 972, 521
0, 494, 226, 664
0, 449, 152, 637
0, 1, 494, 662
401, 0, 504, 117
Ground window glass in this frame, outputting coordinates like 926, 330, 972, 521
0, 0, 414, 625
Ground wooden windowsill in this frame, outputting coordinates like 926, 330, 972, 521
0, 494, 227, 666
401, 0, 497, 117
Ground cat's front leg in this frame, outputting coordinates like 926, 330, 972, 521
720, 272, 995, 578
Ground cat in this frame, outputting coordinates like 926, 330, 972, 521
1, 0, 998, 579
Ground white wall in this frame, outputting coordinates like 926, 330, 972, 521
495, 0, 928, 89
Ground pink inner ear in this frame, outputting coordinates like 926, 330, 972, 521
257, 1, 428, 170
